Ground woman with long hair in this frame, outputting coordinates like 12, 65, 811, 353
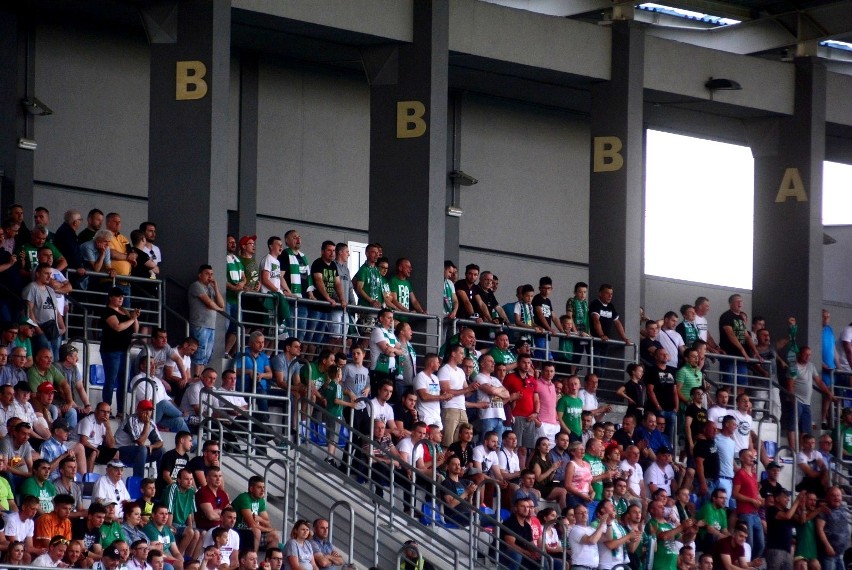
528, 436, 567, 511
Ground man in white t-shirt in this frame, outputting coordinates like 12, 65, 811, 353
472, 431, 500, 478
729, 392, 756, 455
439, 344, 479, 446
657, 311, 686, 368
5, 494, 37, 542
130, 360, 189, 435
497, 431, 522, 487
644, 446, 676, 495
259, 236, 292, 334
619, 445, 647, 502
367, 380, 401, 439
707, 386, 731, 429
578, 373, 611, 421
694, 297, 721, 353
474, 354, 509, 441
396, 422, 428, 468
414, 354, 448, 428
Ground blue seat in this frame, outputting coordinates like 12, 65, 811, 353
89, 365, 105, 386
419, 502, 459, 529
126, 475, 143, 500
82, 472, 100, 499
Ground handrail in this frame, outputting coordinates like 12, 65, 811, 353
68, 335, 91, 401
128, 376, 158, 413
540, 518, 570, 570
262, 458, 291, 532
124, 337, 151, 413
328, 500, 356, 565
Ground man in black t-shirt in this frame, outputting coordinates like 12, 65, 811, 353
454, 264, 487, 321
589, 284, 632, 379
643, 349, 678, 442
765, 488, 801, 569
155, 430, 191, 496
308, 240, 343, 350
440, 456, 475, 527
693, 421, 721, 500
501, 498, 540, 570
71, 501, 106, 556
758, 462, 783, 498
531, 276, 564, 361
718, 294, 760, 386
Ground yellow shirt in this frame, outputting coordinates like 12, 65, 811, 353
108, 233, 132, 276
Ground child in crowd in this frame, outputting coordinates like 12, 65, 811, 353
321, 365, 356, 468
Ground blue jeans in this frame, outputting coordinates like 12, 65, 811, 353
305, 309, 330, 346
100, 350, 128, 415
477, 417, 506, 444
49, 405, 78, 430
720, 358, 749, 388
821, 555, 845, 570
291, 304, 308, 341
190, 326, 214, 367
119, 443, 163, 478
739, 512, 764, 558
534, 336, 551, 361
156, 400, 190, 433
500, 549, 522, 570
659, 410, 676, 445
226, 302, 239, 335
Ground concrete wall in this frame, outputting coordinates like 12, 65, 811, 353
33, 24, 150, 196
256, 62, 370, 231
458, 95, 590, 263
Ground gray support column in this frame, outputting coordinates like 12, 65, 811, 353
588, 20, 644, 340
146, 0, 230, 309
750, 57, 825, 352
0, 10, 33, 216
237, 54, 258, 239
366, 1, 449, 320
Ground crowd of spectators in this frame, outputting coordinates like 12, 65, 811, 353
2, 203, 852, 570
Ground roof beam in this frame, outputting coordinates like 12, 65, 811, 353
645, 1, 852, 55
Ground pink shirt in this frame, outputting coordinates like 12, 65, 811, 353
571, 460, 592, 494
535, 380, 558, 424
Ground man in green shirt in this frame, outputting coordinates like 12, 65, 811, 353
584, 438, 606, 502
646, 499, 695, 570
696, 488, 729, 553
487, 332, 517, 372
556, 375, 583, 440
142, 503, 183, 568
163, 468, 201, 560
388, 258, 425, 316
19, 458, 57, 514
232, 476, 280, 552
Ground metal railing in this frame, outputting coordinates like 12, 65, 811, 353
67, 271, 164, 341
197, 385, 548, 569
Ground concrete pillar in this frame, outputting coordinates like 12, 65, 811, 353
145, 0, 231, 317
750, 57, 825, 352
0, 10, 34, 217
365, 0, 449, 323
588, 20, 645, 341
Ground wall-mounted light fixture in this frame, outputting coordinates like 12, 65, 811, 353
705, 77, 742, 100
449, 170, 479, 186
22, 97, 53, 116
18, 138, 37, 151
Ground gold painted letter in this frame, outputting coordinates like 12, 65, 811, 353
774, 167, 808, 202
593, 136, 624, 172
397, 101, 427, 138
176, 61, 208, 101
